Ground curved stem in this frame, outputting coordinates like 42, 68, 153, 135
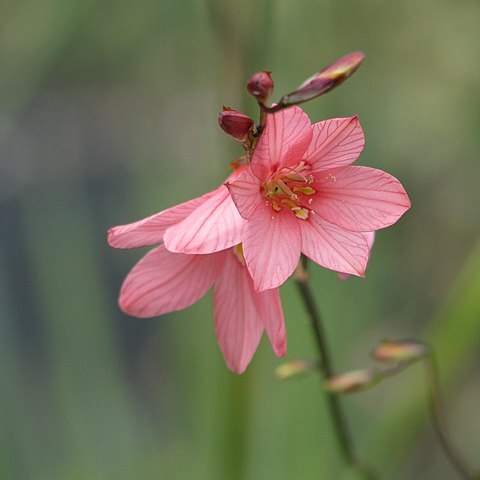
424, 353, 477, 479
295, 256, 379, 480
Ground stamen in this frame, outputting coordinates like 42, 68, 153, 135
285, 172, 308, 182
294, 208, 309, 220
276, 178, 296, 198
262, 162, 315, 221
280, 198, 300, 210
293, 186, 316, 195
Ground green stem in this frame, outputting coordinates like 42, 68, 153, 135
424, 353, 477, 479
295, 256, 379, 480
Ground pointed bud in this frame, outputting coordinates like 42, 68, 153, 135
247, 70, 274, 103
275, 358, 318, 381
372, 340, 428, 364
279, 51, 365, 107
218, 107, 255, 143
324, 369, 377, 393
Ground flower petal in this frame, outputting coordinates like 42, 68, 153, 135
338, 231, 375, 280
163, 185, 245, 254
251, 106, 312, 179
214, 251, 264, 373
300, 215, 369, 276
304, 116, 365, 170
312, 166, 411, 232
253, 286, 286, 358
107, 191, 216, 249
225, 167, 263, 219
119, 245, 224, 318
243, 205, 301, 291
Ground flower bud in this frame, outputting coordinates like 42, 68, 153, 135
275, 358, 318, 381
280, 51, 365, 107
218, 107, 255, 143
324, 369, 377, 393
372, 340, 428, 364
247, 70, 274, 103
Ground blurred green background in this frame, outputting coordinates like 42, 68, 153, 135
1, 1, 479, 479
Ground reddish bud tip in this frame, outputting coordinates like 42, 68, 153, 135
247, 70, 274, 103
218, 107, 255, 143
372, 340, 428, 364
280, 51, 365, 106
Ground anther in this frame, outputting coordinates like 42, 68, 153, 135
293, 186, 315, 196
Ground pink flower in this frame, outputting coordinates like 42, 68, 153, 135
226, 107, 410, 291
108, 178, 286, 373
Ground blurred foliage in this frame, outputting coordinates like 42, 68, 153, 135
1, 1, 479, 479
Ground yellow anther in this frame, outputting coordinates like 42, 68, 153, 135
294, 208, 309, 220
293, 186, 316, 196
272, 201, 282, 212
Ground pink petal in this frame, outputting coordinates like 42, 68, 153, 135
300, 215, 370, 277
107, 191, 216, 249
225, 167, 263, 219
312, 166, 411, 232
338, 231, 375, 280
163, 185, 245, 254
119, 245, 224, 318
304, 116, 365, 170
253, 286, 286, 358
214, 252, 264, 373
251, 106, 312, 179
243, 205, 301, 291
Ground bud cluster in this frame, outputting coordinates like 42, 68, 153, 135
217, 52, 364, 151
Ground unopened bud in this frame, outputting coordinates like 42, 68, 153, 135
247, 70, 274, 103
218, 107, 255, 143
275, 358, 318, 381
372, 340, 428, 364
325, 369, 377, 393
280, 51, 365, 107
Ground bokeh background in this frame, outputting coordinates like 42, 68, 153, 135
1, 1, 479, 479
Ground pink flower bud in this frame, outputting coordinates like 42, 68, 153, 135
247, 70, 274, 103
325, 369, 378, 393
280, 52, 365, 107
372, 340, 428, 364
275, 358, 318, 381
218, 107, 255, 143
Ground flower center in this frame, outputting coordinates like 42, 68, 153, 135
263, 162, 316, 219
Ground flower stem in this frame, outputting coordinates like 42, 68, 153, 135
424, 353, 477, 479
295, 256, 379, 480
